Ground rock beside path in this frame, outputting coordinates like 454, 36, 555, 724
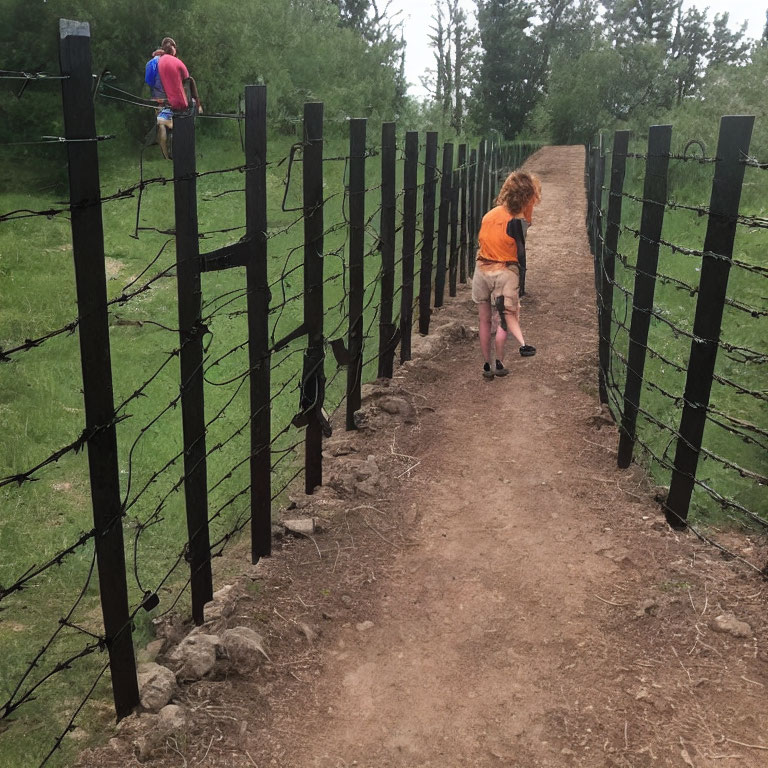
712, 612, 753, 638
220, 627, 270, 673
137, 662, 177, 712
168, 634, 220, 681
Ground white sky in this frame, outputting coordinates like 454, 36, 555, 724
388, 0, 766, 99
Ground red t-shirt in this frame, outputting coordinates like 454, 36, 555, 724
157, 55, 190, 110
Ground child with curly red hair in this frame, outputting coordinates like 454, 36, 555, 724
471, 170, 541, 379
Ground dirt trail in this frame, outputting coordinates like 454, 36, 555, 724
82, 146, 768, 768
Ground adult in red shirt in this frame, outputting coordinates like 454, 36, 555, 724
157, 37, 203, 115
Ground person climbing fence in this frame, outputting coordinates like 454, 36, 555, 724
145, 37, 203, 159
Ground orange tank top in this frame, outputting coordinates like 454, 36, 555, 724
477, 205, 527, 263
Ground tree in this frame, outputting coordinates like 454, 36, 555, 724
669, 6, 710, 104
605, 0, 680, 46
709, 13, 749, 67
425, 2, 450, 114
546, 45, 621, 142
424, 0, 477, 131
472, 0, 542, 138
451, 2, 472, 130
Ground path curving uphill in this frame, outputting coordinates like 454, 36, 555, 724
80, 146, 768, 768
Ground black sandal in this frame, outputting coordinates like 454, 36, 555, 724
519, 345, 536, 357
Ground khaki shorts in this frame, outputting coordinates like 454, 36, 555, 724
471, 261, 520, 311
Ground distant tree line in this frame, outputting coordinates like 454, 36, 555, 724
422, 0, 763, 143
0, 0, 406, 142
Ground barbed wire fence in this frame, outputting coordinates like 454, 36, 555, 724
0, 18, 543, 768
586, 118, 767, 574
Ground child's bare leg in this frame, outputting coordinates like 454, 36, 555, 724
494, 325, 507, 361
157, 118, 172, 159
478, 301, 492, 364
157, 124, 168, 159
504, 303, 526, 347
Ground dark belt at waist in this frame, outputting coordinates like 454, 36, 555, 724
476, 257, 518, 266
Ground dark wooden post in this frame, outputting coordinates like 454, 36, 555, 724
303, 102, 325, 492
591, 146, 606, 339
378, 122, 397, 378
599, 131, 630, 409
58, 18, 139, 719
586, 144, 594, 252
664, 115, 754, 529
449, 151, 459, 297
476, 141, 487, 234
171, 98, 213, 626
458, 143, 468, 285
492, 142, 499, 202
418, 131, 438, 335
487, 141, 496, 209
435, 142, 453, 307
399, 131, 418, 363
468, 148, 477, 277
346, 118, 367, 430
617, 125, 672, 469
244, 85, 271, 562
485, 140, 492, 213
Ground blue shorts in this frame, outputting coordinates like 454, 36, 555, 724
157, 107, 173, 123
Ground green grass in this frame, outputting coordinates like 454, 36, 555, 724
0, 126, 372, 766
602, 132, 768, 531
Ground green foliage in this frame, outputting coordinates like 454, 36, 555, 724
467, 0, 755, 145
0, 0, 404, 144
546, 45, 621, 144
604, 0, 678, 45
472, 0, 542, 138
632, 47, 768, 154
545, 41, 672, 143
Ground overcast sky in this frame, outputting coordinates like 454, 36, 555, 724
387, 0, 766, 99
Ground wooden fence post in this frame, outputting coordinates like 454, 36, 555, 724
591, 145, 606, 365
244, 85, 272, 562
599, 130, 630, 410
468, 148, 477, 278
488, 141, 497, 207
346, 118, 367, 430
172, 103, 213, 626
485, 140, 492, 212
435, 142, 453, 307
399, 131, 418, 363
587, 146, 597, 253
377, 122, 397, 378
302, 102, 325, 493
459, 143, 468, 285
484, 140, 491, 213
418, 131, 438, 335
449, 147, 459, 297
617, 125, 672, 469
58, 18, 139, 719
664, 115, 754, 528
585, 143, 594, 252
477, 140, 487, 232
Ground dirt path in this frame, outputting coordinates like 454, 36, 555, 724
82, 146, 768, 768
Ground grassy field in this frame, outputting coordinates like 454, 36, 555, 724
0, 119, 415, 767
604, 130, 768, 530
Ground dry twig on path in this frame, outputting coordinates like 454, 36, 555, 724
594, 594, 628, 607
724, 738, 768, 751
